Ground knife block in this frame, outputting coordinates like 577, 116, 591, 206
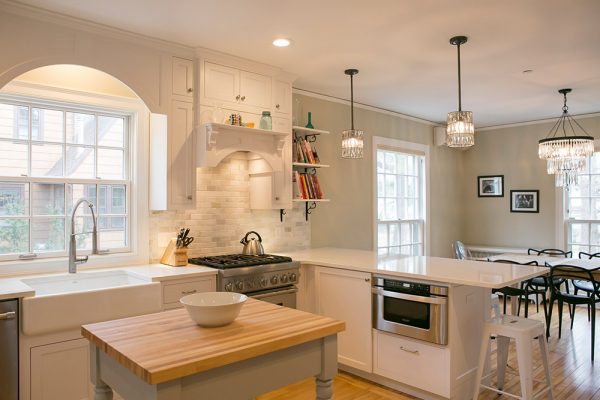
160, 238, 188, 267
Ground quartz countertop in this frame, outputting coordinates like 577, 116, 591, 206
0, 263, 217, 300
278, 247, 547, 288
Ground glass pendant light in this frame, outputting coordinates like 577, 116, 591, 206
538, 88, 594, 187
341, 68, 364, 158
446, 36, 475, 148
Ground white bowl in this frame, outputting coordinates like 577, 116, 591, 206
180, 292, 247, 327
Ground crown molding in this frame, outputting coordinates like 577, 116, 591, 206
476, 112, 600, 132
1, 0, 194, 56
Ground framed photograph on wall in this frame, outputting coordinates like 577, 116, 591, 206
510, 190, 539, 213
478, 175, 504, 197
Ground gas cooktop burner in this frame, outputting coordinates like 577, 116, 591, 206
188, 254, 293, 269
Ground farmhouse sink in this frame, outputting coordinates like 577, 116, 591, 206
21, 270, 162, 336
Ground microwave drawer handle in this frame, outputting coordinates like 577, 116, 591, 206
371, 287, 447, 305
400, 346, 420, 355
252, 287, 298, 299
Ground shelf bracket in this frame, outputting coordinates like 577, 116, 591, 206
280, 209, 286, 222
205, 124, 219, 150
305, 201, 317, 221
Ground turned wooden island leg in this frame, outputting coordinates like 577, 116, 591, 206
315, 335, 337, 400
90, 343, 114, 400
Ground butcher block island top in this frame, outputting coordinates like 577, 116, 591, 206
81, 298, 345, 386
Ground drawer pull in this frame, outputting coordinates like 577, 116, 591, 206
181, 289, 197, 295
400, 346, 419, 355
0, 311, 16, 320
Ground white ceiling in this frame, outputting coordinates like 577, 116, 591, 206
11, 0, 600, 128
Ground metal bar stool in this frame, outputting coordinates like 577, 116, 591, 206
473, 315, 553, 399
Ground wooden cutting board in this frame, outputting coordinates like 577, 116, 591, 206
82, 298, 345, 385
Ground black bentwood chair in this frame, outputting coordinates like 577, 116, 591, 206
576, 252, 600, 321
527, 248, 571, 314
547, 264, 600, 362
490, 260, 548, 321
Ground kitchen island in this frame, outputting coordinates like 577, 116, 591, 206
81, 298, 345, 400
279, 248, 548, 399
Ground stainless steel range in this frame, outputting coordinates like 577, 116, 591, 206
188, 254, 300, 308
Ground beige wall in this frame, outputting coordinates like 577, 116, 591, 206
294, 94, 464, 258
461, 115, 600, 249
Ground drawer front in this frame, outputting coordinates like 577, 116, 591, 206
373, 330, 450, 397
163, 279, 215, 306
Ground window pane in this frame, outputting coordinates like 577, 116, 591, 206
384, 152, 395, 173
0, 140, 28, 176
412, 223, 421, 243
400, 223, 411, 245
377, 151, 384, 173
66, 146, 95, 178
377, 174, 384, 197
97, 148, 124, 179
32, 183, 64, 216
570, 223, 588, 244
407, 155, 415, 175
66, 112, 95, 145
592, 198, 600, 220
591, 224, 600, 245
31, 143, 64, 177
568, 198, 589, 219
378, 198, 385, 220
110, 185, 126, 214
0, 104, 28, 140
592, 175, 600, 196
67, 184, 97, 216
570, 175, 589, 197
32, 217, 65, 252
0, 182, 28, 215
0, 218, 29, 254
385, 198, 397, 220
99, 216, 127, 248
385, 174, 396, 197
98, 116, 124, 147
378, 224, 388, 248
32, 108, 64, 142
591, 154, 600, 174
400, 245, 412, 255
396, 154, 407, 174
389, 223, 399, 246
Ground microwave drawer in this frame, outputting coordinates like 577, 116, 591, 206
373, 330, 450, 398
163, 278, 215, 306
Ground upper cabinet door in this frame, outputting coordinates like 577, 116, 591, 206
272, 80, 291, 115
168, 100, 195, 209
172, 57, 194, 98
239, 71, 272, 109
203, 62, 240, 105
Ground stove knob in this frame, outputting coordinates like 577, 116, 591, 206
260, 277, 268, 287
289, 273, 297, 282
224, 282, 233, 292
281, 274, 289, 283
236, 281, 244, 291
270, 275, 279, 284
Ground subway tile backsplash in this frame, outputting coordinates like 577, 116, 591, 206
149, 153, 310, 261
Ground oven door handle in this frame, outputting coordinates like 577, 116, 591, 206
371, 287, 447, 305
252, 287, 298, 299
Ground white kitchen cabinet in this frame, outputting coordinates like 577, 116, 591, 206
315, 267, 372, 372
172, 57, 194, 99
272, 80, 292, 115
373, 330, 451, 398
201, 61, 272, 113
30, 338, 92, 400
167, 99, 195, 209
162, 277, 216, 310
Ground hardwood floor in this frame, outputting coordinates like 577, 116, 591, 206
259, 305, 599, 399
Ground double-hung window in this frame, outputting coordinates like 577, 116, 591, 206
374, 136, 429, 256
0, 99, 130, 261
564, 151, 600, 254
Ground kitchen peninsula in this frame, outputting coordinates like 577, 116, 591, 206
280, 247, 547, 399
82, 299, 345, 400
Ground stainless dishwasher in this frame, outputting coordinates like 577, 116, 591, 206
0, 299, 18, 400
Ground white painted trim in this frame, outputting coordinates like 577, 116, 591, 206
293, 88, 439, 127
555, 186, 564, 249
372, 136, 431, 256
0, 81, 150, 276
476, 112, 600, 132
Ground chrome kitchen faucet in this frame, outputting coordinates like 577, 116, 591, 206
69, 198, 99, 273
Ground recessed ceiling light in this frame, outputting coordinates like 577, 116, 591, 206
272, 38, 291, 47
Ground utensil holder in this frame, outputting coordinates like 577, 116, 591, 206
160, 238, 188, 267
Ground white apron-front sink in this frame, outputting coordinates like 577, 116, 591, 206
21, 270, 162, 336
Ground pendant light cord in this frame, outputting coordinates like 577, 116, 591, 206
350, 73, 355, 130
457, 42, 462, 112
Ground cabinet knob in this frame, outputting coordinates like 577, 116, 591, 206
365, 278, 370, 282
236, 95, 241, 101
187, 88, 193, 93
240, 96, 246, 101
187, 195, 193, 200
276, 104, 280, 109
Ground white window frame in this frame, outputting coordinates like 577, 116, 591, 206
557, 140, 600, 253
372, 136, 430, 256
0, 80, 149, 276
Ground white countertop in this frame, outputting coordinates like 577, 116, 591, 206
279, 247, 547, 288
0, 263, 217, 300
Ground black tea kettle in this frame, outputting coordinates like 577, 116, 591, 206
240, 231, 264, 255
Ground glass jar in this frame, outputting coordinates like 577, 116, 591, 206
259, 111, 272, 130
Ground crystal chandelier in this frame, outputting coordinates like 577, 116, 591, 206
341, 69, 364, 158
538, 88, 594, 187
446, 36, 474, 148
